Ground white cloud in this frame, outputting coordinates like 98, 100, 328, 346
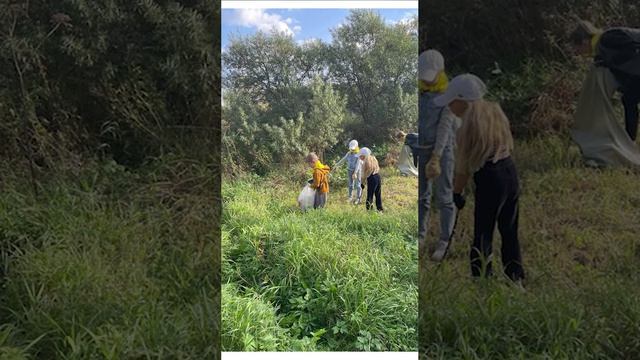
231, 9, 301, 36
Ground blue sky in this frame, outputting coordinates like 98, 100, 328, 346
221, 9, 417, 50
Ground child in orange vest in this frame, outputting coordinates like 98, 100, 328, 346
305, 152, 331, 209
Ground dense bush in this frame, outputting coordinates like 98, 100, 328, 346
0, 0, 217, 172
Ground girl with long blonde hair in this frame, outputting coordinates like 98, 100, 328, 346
434, 74, 525, 283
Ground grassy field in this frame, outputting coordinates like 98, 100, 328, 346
420, 135, 640, 359
0, 157, 216, 359
221, 166, 419, 351
222, 134, 640, 356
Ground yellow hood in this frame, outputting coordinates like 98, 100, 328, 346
591, 32, 602, 56
419, 71, 449, 94
314, 160, 331, 174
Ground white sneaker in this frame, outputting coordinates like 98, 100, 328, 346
431, 240, 451, 262
347, 197, 353, 203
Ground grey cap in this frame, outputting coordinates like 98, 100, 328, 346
433, 73, 487, 107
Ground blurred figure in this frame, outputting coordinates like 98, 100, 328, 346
570, 20, 640, 141
334, 139, 363, 204
359, 147, 383, 212
435, 74, 525, 283
305, 152, 331, 209
417, 49, 458, 262
395, 131, 419, 177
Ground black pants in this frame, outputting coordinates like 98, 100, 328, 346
471, 157, 524, 281
366, 173, 383, 211
622, 92, 640, 141
612, 70, 640, 141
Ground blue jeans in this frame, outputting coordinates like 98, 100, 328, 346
347, 169, 362, 200
418, 144, 455, 243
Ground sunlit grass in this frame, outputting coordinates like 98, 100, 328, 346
222, 167, 418, 351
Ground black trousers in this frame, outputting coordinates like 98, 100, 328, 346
612, 69, 640, 141
622, 92, 640, 141
471, 157, 524, 281
366, 173, 383, 211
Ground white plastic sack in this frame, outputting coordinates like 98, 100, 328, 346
297, 184, 316, 211
397, 144, 419, 177
571, 65, 640, 168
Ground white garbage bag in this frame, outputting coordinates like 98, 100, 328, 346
397, 144, 419, 177
297, 184, 316, 211
571, 65, 640, 168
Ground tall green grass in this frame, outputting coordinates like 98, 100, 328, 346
0, 157, 216, 358
420, 136, 640, 359
222, 170, 418, 351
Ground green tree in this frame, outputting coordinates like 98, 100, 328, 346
221, 10, 417, 175
304, 76, 347, 157
328, 10, 417, 143
223, 31, 328, 122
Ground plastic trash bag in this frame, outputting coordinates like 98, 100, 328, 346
571, 65, 640, 168
397, 144, 419, 177
297, 184, 316, 211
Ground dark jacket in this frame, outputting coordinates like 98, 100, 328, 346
595, 27, 640, 78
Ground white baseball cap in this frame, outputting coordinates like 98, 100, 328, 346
359, 147, 371, 157
418, 49, 445, 83
433, 73, 487, 107
348, 139, 358, 150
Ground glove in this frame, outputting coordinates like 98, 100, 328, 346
360, 183, 365, 190
307, 179, 313, 185
425, 154, 441, 179
453, 193, 466, 210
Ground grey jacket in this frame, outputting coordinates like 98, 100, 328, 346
418, 91, 458, 157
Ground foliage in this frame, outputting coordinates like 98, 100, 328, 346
0, 156, 217, 358
222, 10, 418, 175
221, 173, 418, 351
422, 1, 640, 138
328, 10, 418, 143
305, 76, 348, 154
222, 74, 348, 174
0, 0, 216, 172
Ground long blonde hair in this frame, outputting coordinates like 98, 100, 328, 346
455, 99, 514, 175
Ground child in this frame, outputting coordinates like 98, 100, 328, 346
334, 139, 363, 204
305, 152, 331, 209
417, 49, 458, 262
359, 147, 383, 212
433, 73, 525, 283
